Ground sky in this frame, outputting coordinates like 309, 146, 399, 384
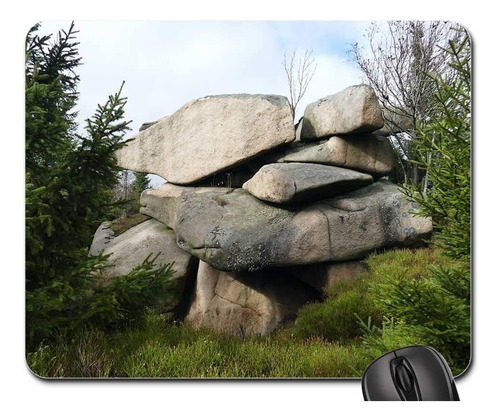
36, 20, 369, 185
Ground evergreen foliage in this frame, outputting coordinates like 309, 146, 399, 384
293, 248, 470, 375
134, 172, 151, 194
25, 23, 80, 181
388, 31, 472, 373
25, 23, 175, 349
26, 22, 130, 287
27, 248, 469, 378
25, 23, 472, 377
403, 30, 471, 261
361, 259, 470, 373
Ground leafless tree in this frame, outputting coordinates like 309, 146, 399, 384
113, 170, 135, 215
350, 21, 467, 185
282, 49, 317, 121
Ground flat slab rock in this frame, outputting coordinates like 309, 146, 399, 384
301, 85, 384, 140
242, 162, 373, 204
281, 134, 395, 176
116, 94, 295, 184
185, 261, 319, 337
140, 181, 432, 272
89, 219, 197, 312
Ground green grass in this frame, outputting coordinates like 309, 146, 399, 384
27, 313, 371, 378
27, 247, 470, 378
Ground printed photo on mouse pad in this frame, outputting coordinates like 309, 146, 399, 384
25, 20, 471, 379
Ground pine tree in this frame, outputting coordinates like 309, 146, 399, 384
26, 22, 132, 286
398, 29, 471, 369
25, 22, 81, 183
25, 23, 175, 348
403, 29, 471, 261
134, 172, 151, 194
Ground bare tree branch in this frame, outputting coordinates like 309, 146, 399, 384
349, 21, 468, 184
282, 49, 317, 121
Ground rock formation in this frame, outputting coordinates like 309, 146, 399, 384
92, 86, 432, 337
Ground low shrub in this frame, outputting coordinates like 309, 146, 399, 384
109, 213, 150, 236
292, 247, 470, 375
366, 260, 470, 374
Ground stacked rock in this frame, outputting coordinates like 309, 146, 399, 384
90, 85, 432, 337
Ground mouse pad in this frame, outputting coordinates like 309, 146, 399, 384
25, 20, 471, 378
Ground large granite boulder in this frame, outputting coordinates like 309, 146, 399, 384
140, 181, 432, 271
89, 219, 198, 312
281, 134, 395, 176
301, 85, 384, 140
242, 162, 373, 204
185, 261, 319, 337
116, 94, 295, 184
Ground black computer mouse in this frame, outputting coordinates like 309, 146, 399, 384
362, 345, 460, 401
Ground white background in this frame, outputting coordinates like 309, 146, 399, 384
1, 1, 495, 418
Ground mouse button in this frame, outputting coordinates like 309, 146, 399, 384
362, 351, 401, 401
395, 363, 414, 393
389, 357, 420, 401
395, 346, 454, 400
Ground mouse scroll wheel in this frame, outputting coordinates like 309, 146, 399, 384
395, 363, 414, 393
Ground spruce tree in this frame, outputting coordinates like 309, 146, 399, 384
403, 29, 471, 261
398, 29, 471, 370
134, 172, 151, 194
26, 22, 131, 286
26, 23, 174, 348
